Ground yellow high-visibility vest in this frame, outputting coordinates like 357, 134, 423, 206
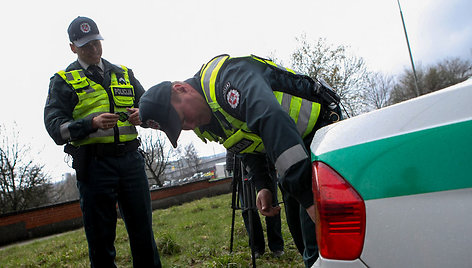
57, 66, 138, 146
194, 55, 321, 154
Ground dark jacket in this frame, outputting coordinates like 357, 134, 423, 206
44, 58, 145, 145
190, 56, 326, 209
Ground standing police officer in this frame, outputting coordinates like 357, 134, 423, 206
138, 54, 341, 267
44, 16, 161, 267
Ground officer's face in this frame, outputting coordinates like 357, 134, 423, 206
70, 40, 102, 65
171, 83, 212, 130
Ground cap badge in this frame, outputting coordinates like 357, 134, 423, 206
227, 88, 240, 109
80, 23, 91, 33
146, 119, 161, 130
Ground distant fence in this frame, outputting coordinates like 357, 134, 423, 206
0, 177, 232, 246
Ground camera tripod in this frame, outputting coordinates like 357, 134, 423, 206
229, 156, 258, 267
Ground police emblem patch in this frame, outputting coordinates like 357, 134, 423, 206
226, 88, 240, 109
80, 23, 91, 33
146, 119, 161, 130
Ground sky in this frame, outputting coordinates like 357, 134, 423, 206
1, 0, 471, 181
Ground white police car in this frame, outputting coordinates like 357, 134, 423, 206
310, 78, 472, 267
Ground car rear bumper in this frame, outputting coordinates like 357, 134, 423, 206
312, 256, 367, 268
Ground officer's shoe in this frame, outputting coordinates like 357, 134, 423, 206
254, 251, 264, 259
272, 250, 285, 258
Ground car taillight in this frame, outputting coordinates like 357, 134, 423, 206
312, 161, 366, 260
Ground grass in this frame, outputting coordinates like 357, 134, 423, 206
0, 193, 305, 267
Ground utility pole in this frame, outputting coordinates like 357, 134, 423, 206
397, 0, 420, 96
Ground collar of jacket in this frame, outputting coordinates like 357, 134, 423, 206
65, 58, 124, 75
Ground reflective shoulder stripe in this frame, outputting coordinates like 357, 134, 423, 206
200, 55, 229, 104
64, 70, 86, 82
120, 65, 131, 83
275, 144, 308, 176
65, 72, 74, 81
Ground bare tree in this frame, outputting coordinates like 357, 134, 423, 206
167, 144, 185, 181
390, 57, 472, 104
365, 72, 395, 109
290, 35, 371, 116
140, 130, 170, 187
53, 172, 79, 202
182, 143, 200, 173
0, 123, 52, 214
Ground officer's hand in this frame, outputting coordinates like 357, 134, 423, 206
256, 189, 281, 217
306, 204, 316, 224
92, 113, 119, 129
126, 108, 142, 126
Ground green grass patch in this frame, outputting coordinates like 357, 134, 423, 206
0, 193, 304, 267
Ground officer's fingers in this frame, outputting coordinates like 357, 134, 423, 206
273, 205, 281, 214
270, 206, 281, 216
259, 206, 280, 217
256, 196, 263, 211
257, 189, 272, 205
257, 193, 270, 211
100, 113, 119, 119
128, 111, 141, 125
97, 115, 117, 129
126, 107, 139, 115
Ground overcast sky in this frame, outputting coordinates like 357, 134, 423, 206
1, 0, 471, 180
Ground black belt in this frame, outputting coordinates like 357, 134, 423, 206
88, 139, 140, 157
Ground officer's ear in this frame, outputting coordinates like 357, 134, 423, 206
171, 83, 186, 104
173, 82, 192, 95
70, 43, 78, 54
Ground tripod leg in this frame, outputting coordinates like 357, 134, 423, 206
230, 176, 237, 253
241, 161, 257, 268
230, 156, 241, 253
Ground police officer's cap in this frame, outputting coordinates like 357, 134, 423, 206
68, 16, 104, 47
139, 81, 182, 148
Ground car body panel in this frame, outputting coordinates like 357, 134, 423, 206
361, 188, 472, 268
310, 78, 472, 267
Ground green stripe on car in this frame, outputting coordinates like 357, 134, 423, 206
312, 119, 472, 200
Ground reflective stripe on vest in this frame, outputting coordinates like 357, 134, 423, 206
57, 66, 137, 146
195, 55, 321, 154
274, 91, 320, 138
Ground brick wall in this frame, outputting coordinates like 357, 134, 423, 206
0, 177, 231, 246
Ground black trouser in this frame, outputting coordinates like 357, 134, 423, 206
77, 150, 161, 267
281, 188, 318, 268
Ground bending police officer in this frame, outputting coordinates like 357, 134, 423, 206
139, 54, 341, 267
